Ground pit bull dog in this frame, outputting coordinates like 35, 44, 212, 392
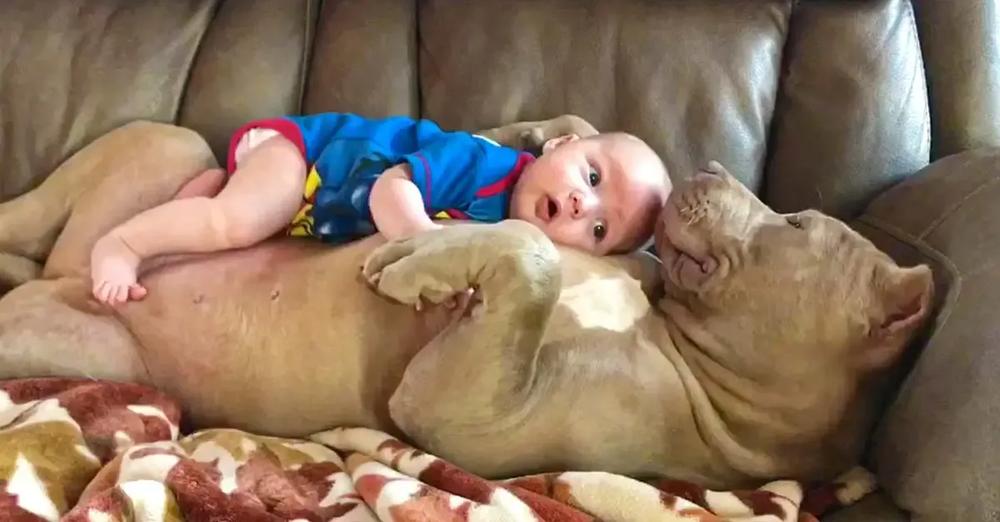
0, 117, 931, 488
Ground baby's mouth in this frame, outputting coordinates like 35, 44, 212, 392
534, 195, 560, 223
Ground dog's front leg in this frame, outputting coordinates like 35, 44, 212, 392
360, 221, 562, 472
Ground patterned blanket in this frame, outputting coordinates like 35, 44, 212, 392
1, 379, 875, 521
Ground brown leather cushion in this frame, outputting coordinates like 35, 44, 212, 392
912, 0, 1000, 159
766, 0, 930, 220
416, 0, 791, 194
0, 0, 216, 200
177, 0, 318, 163
853, 148, 1000, 521
302, 0, 419, 120
0, 0, 956, 219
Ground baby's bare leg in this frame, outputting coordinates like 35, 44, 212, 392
90, 136, 306, 305
174, 168, 227, 199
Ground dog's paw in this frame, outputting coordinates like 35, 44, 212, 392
361, 237, 466, 309
361, 238, 415, 287
518, 127, 547, 150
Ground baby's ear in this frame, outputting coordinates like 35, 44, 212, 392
541, 133, 580, 154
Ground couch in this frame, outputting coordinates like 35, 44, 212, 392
1, 1, 998, 520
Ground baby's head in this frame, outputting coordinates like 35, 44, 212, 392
510, 132, 670, 255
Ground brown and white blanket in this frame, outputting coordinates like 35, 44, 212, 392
1, 379, 874, 521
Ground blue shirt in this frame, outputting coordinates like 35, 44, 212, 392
230, 113, 533, 243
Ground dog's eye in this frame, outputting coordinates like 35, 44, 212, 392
785, 215, 804, 229
588, 168, 601, 187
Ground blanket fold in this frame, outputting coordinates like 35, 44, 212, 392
0, 379, 874, 521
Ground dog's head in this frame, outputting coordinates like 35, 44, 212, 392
655, 161, 933, 376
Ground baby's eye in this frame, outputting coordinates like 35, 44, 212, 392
593, 221, 607, 242
588, 168, 601, 187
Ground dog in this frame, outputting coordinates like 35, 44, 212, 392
0, 117, 931, 487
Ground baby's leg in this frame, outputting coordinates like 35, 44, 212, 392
90, 136, 306, 305
174, 168, 227, 199
104, 166, 226, 295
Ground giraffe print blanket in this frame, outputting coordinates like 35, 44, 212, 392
1, 378, 875, 521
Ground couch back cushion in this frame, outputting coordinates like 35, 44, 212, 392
0, 0, 951, 219
0, 0, 216, 198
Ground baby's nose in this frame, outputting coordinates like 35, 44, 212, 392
570, 191, 595, 218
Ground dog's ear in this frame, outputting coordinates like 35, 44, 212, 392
860, 263, 933, 370
541, 133, 580, 154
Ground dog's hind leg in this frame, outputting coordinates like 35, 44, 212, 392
0, 278, 149, 383
42, 123, 218, 280
0, 253, 41, 293
1, 121, 217, 285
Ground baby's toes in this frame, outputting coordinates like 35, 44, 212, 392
95, 281, 115, 304
112, 284, 129, 305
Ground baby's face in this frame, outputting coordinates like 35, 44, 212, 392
510, 133, 670, 255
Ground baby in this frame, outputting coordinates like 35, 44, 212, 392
90, 113, 671, 304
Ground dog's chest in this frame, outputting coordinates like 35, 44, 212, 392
544, 269, 652, 343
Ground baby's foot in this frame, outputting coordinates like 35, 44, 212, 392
90, 232, 146, 305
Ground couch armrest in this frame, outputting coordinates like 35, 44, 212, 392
850, 148, 1000, 521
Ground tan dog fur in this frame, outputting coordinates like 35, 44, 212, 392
0, 118, 931, 488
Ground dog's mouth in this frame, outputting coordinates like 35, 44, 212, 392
659, 234, 717, 290
656, 203, 720, 291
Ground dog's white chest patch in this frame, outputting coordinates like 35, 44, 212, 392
556, 275, 649, 332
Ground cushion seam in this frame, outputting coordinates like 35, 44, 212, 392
855, 214, 961, 339
917, 174, 1000, 239
172, 0, 224, 123
904, 0, 932, 168
295, 0, 319, 114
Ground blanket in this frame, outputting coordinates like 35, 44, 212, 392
1, 379, 875, 521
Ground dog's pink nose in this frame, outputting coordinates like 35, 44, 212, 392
703, 160, 724, 175
694, 161, 727, 181
692, 162, 729, 187
694, 170, 715, 181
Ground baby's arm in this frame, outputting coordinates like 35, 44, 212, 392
369, 164, 441, 241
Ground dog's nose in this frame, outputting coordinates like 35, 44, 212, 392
693, 170, 715, 182
692, 170, 721, 187
698, 160, 724, 177
691, 161, 729, 188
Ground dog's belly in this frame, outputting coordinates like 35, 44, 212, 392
116, 238, 453, 436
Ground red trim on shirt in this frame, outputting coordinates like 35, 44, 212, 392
414, 152, 433, 206
445, 209, 469, 219
475, 152, 535, 198
226, 118, 307, 174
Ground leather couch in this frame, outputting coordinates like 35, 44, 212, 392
1, 1, 997, 520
